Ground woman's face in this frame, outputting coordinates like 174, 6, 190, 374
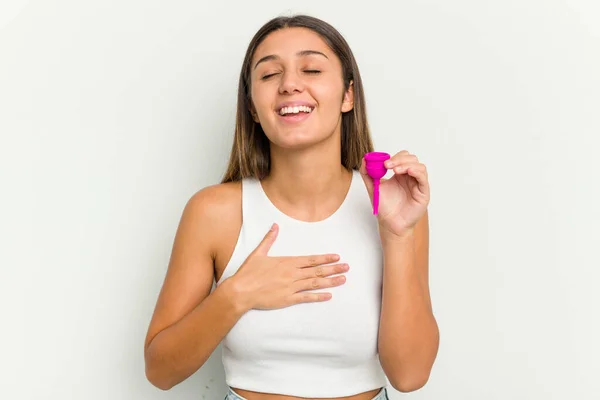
249, 27, 354, 150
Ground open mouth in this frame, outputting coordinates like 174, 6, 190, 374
276, 105, 314, 123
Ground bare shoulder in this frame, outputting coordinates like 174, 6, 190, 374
186, 181, 242, 239
189, 181, 241, 205
187, 181, 243, 276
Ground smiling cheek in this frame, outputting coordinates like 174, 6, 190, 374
313, 86, 345, 123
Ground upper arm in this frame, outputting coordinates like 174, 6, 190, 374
143, 183, 240, 351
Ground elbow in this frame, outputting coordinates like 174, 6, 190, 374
383, 350, 437, 392
145, 366, 174, 391
388, 371, 431, 393
144, 345, 176, 391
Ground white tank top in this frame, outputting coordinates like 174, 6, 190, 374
216, 170, 388, 397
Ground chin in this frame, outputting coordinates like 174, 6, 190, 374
268, 132, 330, 151
265, 123, 338, 150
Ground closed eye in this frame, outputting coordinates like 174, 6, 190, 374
261, 73, 279, 80
261, 70, 320, 80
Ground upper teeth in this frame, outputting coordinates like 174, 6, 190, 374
279, 105, 313, 115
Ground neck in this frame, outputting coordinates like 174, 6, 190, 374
261, 134, 353, 221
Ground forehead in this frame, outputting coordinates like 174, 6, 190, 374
252, 27, 334, 64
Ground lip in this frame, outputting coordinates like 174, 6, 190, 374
275, 101, 316, 113
277, 110, 313, 124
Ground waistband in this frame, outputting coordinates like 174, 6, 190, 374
225, 387, 388, 400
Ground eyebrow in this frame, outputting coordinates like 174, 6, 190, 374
253, 50, 329, 70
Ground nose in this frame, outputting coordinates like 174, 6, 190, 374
278, 70, 304, 95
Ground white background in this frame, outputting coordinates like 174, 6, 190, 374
1, 0, 599, 399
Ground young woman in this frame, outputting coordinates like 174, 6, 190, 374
144, 15, 439, 400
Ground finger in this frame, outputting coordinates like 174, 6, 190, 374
359, 157, 374, 201
294, 275, 347, 292
291, 291, 333, 304
290, 253, 341, 267
392, 162, 426, 176
298, 263, 349, 280
394, 164, 430, 196
251, 223, 279, 256
406, 166, 430, 197
385, 152, 418, 169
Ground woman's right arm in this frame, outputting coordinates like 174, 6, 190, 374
143, 184, 244, 390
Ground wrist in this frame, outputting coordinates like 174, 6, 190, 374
218, 276, 253, 315
379, 225, 415, 245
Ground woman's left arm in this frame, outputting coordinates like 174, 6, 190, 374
360, 150, 439, 392
377, 211, 439, 392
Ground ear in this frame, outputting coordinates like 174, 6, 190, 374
341, 80, 354, 113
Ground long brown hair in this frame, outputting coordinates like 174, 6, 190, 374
221, 15, 374, 183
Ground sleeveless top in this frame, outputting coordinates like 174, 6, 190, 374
215, 170, 388, 397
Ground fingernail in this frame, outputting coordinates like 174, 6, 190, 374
385, 160, 394, 167
270, 223, 276, 231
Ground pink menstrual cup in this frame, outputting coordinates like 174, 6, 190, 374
364, 152, 390, 215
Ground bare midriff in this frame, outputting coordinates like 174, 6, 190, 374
230, 387, 382, 400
